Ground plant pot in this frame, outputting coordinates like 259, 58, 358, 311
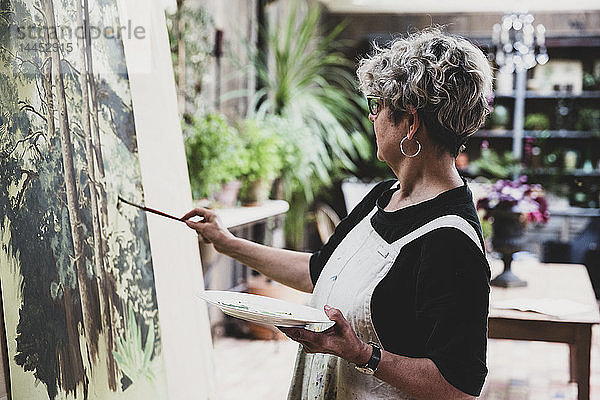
490, 210, 527, 287
491, 210, 526, 254
271, 177, 285, 200
488, 104, 510, 130
214, 180, 242, 208
241, 179, 270, 206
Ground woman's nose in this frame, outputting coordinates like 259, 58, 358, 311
368, 113, 376, 123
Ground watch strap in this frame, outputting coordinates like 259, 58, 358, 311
355, 342, 381, 373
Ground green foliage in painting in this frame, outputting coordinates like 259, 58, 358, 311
113, 305, 156, 383
0, 0, 166, 397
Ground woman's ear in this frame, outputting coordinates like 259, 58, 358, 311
407, 109, 420, 140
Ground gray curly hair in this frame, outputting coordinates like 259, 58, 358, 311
357, 28, 493, 157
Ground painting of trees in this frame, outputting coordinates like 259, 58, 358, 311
0, 0, 168, 398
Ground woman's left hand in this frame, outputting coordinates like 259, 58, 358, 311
278, 305, 372, 364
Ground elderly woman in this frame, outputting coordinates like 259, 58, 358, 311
183, 28, 492, 400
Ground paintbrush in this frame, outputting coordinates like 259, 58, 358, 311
117, 196, 187, 223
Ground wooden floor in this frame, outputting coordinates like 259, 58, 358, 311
213, 324, 600, 400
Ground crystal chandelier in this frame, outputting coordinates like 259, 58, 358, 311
490, 13, 548, 72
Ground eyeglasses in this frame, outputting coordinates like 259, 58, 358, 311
366, 95, 383, 117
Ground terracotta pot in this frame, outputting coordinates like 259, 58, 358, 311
271, 177, 285, 200
214, 180, 242, 208
241, 179, 270, 206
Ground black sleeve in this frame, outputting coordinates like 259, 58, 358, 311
309, 180, 396, 285
415, 228, 491, 397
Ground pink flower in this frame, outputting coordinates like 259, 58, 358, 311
476, 176, 550, 225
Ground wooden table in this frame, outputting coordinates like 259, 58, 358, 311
488, 259, 600, 400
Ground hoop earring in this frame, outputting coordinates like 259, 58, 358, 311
400, 136, 421, 158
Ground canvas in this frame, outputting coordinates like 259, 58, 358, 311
0, 0, 169, 398
118, 0, 216, 397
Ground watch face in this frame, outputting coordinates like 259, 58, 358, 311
354, 366, 376, 375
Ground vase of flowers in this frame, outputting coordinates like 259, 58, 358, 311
477, 176, 549, 287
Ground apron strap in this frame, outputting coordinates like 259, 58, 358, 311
392, 215, 484, 255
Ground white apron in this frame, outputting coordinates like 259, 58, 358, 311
287, 207, 484, 400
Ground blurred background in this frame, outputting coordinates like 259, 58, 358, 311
163, 0, 600, 398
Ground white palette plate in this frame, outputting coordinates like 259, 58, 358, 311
200, 290, 333, 327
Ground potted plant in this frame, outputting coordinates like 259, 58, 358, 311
468, 141, 520, 179
184, 113, 245, 206
237, 118, 283, 206
244, 3, 369, 247
524, 113, 551, 131
477, 176, 550, 287
575, 108, 600, 136
487, 104, 511, 130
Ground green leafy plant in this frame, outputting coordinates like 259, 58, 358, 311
247, 2, 368, 197
113, 305, 155, 383
524, 113, 550, 131
583, 72, 599, 90
242, 2, 372, 247
236, 118, 283, 201
575, 108, 600, 135
166, 3, 213, 116
238, 118, 283, 184
487, 104, 510, 129
469, 142, 520, 179
184, 114, 245, 199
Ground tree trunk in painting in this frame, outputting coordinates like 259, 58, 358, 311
41, 0, 102, 362
84, 0, 107, 229
87, 70, 109, 237
75, 0, 118, 389
84, 0, 113, 278
42, 41, 56, 143
41, 23, 86, 392
82, 0, 123, 379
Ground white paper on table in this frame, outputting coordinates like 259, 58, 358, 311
492, 298, 595, 318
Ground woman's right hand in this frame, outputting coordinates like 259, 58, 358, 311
181, 208, 235, 253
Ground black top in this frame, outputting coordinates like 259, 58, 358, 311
310, 180, 491, 397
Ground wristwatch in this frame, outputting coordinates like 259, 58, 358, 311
354, 342, 381, 375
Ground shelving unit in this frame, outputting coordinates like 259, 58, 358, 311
475, 129, 600, 139
495, 90, 600, 99
467, 34, 600, 211
524, 168, 600, 177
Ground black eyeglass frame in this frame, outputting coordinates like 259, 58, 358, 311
366, 95, 384, 117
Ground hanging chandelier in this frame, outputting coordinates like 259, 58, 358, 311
490, 13, 549, 73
